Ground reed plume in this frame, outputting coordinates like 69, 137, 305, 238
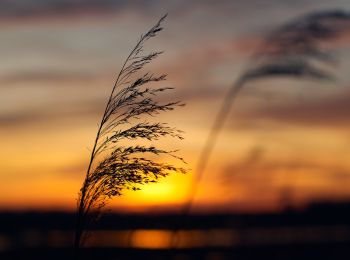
182, 9, 350, 215
74, 14, 186, 250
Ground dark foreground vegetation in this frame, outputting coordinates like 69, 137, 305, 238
1, 201, 350, 259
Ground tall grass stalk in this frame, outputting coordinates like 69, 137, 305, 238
181, 9, 350, 216
74, 14, 186, 251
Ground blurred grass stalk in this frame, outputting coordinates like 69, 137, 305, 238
181, 9, 350, 218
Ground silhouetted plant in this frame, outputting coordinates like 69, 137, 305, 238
182, 9, 350, 215
74, 14, 186, 250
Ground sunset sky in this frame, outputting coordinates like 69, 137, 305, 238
1, 0, 350, 213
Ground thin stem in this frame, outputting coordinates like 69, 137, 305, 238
74, 119, 104, 250
182, 77, 246, 214
74, 43, 136, 251
74, 15, 169, 251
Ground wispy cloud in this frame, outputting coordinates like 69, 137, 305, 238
231, 87, 350, 126
0, 70, 96, 85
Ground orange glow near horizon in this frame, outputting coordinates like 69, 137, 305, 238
1, 3, 350, 214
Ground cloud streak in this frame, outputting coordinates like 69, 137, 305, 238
233, 88, 350, 126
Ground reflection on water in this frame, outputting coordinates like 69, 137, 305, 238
88, 227, 350, 248
86, 229, 239, 248
173, 230, 238, 248
132, 230, 172, 248
2, 205, 350, 260
2, 226, 350, 251
0, 235, 10, 251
